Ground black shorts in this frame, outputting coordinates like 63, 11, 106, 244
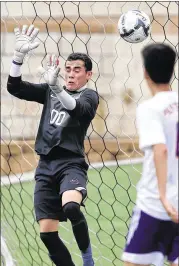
34, 155, 88, 222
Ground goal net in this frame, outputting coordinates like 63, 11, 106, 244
1, 2, 178, 266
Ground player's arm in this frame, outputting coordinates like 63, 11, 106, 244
137, 105, 167, 200
51, 85, 98, 119
50, 84, 99, 118
153, 144, 168, 201
69, 89, 99, 119
7, 76, 48, 104
7, 25, 48, 104
153, 142, 178, 224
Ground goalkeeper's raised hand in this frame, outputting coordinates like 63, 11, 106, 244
13, 24, 40, 65
38, 54, 62, 92
38, 54, 76, 110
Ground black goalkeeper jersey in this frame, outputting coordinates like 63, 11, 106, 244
7, 75, 99, 157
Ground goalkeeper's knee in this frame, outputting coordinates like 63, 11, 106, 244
63, 202, 90, 251
63, 201, 83, 222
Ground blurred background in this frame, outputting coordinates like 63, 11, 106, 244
1, 2, 178, 266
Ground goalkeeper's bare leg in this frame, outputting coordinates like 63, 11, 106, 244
62, 190, 94, 266
39, 219, 75, 266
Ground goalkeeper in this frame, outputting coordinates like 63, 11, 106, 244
7, 25, 99, 266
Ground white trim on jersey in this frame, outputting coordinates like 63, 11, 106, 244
75, 187, 86, 191
126, 207, 141, 245
173, 257, 179, 264
122, 251, 164, 266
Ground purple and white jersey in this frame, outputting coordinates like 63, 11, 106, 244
136, 91, 178, 220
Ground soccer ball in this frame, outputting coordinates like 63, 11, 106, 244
118, 10, 151, 43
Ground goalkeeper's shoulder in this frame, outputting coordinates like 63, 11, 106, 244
82, 88, 99, 104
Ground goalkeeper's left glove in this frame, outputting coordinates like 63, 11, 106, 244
13, 24, 40, 64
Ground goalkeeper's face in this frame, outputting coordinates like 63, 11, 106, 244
65, 60, 92, 91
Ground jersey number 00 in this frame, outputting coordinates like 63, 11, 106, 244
50, 109, 66, 126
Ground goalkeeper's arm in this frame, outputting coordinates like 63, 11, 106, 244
8, 25, 48, 104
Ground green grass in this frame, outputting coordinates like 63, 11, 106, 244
1, 164, 142, 266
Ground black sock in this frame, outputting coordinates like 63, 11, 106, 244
40, 231, 75, 266
63, 202, 90, 252
72, 214, 90, 252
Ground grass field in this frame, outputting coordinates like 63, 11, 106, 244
1, 163, 142, 266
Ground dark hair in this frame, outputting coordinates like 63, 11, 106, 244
66, 53, 92, 71
142, 43, 176, 84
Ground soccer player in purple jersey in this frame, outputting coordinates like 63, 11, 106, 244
122, 43, 178, 266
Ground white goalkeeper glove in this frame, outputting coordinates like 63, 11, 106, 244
38, 54, 63, 93
13, 24, 40, 64
38, 54, 76, 110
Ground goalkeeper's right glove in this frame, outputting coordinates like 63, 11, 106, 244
13, 24, 40, 65
37, 54, 62, 92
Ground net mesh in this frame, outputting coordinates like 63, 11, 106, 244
1, 2, 178, 266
